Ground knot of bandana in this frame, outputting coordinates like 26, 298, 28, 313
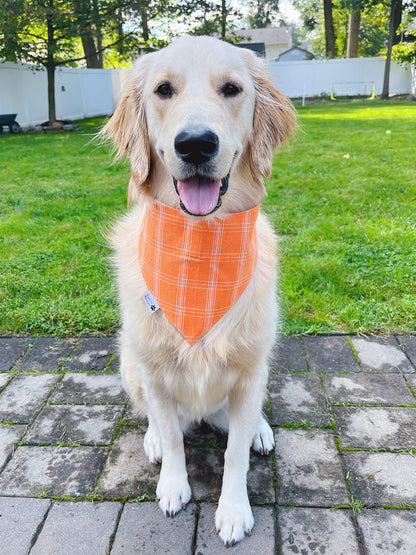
138, 201, 259, 345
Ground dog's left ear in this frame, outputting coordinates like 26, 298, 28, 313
242, 50, 297, 180
99, 54, 154, 204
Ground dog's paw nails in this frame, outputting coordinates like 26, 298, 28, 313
252, 417, 274, 456
157, 476, 192, 517
215, 497, 254, 546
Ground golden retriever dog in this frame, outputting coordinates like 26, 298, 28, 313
103, 36, 296, 546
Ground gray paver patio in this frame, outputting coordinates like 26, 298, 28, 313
269, 373, 331, 426
31, 501, 122, 555
0, 497, 50, 555
26, 404, 123, 445
303, 335, 360, 373
333, 406, 416, 449
351, 335, 414, 373
62, 337, 118, 372
396, 335, 416, 368
0, 373, 60, 423
324, 372, 416, 405
271, 335, 308, 372
343, 451, 416, 505
0, 374, 11, 390
0, 446, 107, 497
111, 502, 196, 554
0, 337, 33, 371
277, 507, 360, 554
358, 509, 416, 554
275, 428, 349, 506
1, 334, 416, 553
19, 337, 77, 372
0, 425, 25, 469
51, 372, 127, 404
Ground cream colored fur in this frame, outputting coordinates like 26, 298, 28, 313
103, 36, 296, 547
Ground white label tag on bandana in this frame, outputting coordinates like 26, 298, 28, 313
143, 290, 160, 314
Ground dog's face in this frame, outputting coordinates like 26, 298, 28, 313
104, 36, 296, 216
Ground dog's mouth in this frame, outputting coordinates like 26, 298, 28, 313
173, 175, 229, 216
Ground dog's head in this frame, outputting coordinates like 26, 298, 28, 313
102, 36, 297, 216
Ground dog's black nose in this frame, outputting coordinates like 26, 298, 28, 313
174, 129, 219, 165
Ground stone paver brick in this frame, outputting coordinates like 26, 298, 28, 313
63, 337, 117, 372
0, 373, 60, 423
111, 501, 196, 554
270, 336, 308, 372
0, 425, 26, 469
396, 335, 416, 370
269, 373, 330, 426
196, 504, 275, 554
184, 422, 228, 449
324, 373, 416, 405
0, 446, 107, 498
333, 406, 416, 449
351, 336, 413, 373
358, 509, 416, 554
277, 507, 360, 555
19, 337, 77, 372
26, 405, 123, 445
186, 448, 275, 504
0, 374, 11, 390
303, 336, 360, 373
98, 427, 156, 499
0, 337, 34, 371
275, 428, 349, 506
51, 372, 127, 404
31, 501, 122, 555
0, 497, 51, 555
343, 451, 416, 505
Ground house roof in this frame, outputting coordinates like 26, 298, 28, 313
278, 45, 314, 60
235, 27, 292, 46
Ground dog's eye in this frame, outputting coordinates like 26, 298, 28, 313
156, 83, 173, 98
222, 83, 241, 97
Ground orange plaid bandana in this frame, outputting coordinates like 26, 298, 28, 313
138, 201, 260, 344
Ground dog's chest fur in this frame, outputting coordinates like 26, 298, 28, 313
112, 203, 278, 419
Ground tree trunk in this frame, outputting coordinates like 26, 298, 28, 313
80, 30, 100, 68
92, 0, 103, 68
382, 0, 402, 100
323, 0, 336, 58
46, 3, 56, 124
141, 6, 149, 42
347, 9, 361, 58
221, 0, 226, 40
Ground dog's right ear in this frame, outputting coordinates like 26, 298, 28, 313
100, 55, 153, 204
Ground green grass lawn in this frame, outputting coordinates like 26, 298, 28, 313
1, 102, 416, 336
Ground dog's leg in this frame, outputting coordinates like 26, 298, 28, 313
146, 386, 192, 517
215, 369, 267, 546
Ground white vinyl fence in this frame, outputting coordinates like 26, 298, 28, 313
268, 56, 412, 98
0, 61, 120, 128
0, 56, 413, 128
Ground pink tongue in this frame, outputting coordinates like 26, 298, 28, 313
177, 177, 221, 215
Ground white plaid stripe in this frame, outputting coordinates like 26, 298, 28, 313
204, 220, 224, 331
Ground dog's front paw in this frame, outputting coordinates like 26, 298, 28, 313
251, 415, 275, 455
215, 495, 254, 547
143, 425, 162, 464
156, 475, 192, 517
